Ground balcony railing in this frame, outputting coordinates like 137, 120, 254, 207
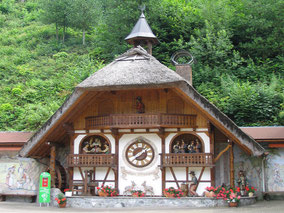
68, 154, 116, 167
85, 113, 197, 129
160, 153, 214, 167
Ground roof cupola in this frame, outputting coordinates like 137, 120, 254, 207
125, 8, 158, 55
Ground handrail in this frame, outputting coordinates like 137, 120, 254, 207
68, 154, 116, 167
160, 153, 214, 167
85, 113, 197, 129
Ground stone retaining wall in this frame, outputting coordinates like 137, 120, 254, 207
58, 196, 256, 208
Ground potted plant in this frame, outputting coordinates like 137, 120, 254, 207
163, 187, 183, 198
131, 190, 145, 197
246, 186, 256, 197
55, 193, 67, 208
64, 188, 72, 196
213, 186, 241, 207
225, 193, 241, 207
97, 185, 118, 197
204, 186, 215, 198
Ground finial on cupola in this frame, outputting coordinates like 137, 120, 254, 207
125, 5, 158, 55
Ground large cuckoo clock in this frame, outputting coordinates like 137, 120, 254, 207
125, 140, 154, 168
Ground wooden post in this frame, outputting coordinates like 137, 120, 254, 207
50, 145, 56, 187
230, 142, 235, 187
209, 123, 215, 187
161, 136, 166, 192
111, 129, 120, 191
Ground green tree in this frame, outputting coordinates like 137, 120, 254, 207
40, 0, 70, 42
69, 0, 102, 45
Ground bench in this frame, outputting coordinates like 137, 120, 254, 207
0, 191, 37, 203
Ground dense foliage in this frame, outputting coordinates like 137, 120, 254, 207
0, 0, 283, 131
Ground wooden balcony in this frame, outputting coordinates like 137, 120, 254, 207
85, 113, 197, 129
68, 154, 116, 167
160, 153, 214, 167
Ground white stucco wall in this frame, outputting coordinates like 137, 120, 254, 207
73, 131, 212, 195
118, 133, 162, 195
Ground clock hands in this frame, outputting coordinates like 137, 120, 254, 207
133, 148, 147, 160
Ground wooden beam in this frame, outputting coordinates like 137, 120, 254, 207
210, 123, 215, 186
68, 167, 73, 191
161, 136, 166, 191
214, 144, 231, 163
102, 167, 111, 187
230, 142, 235, 187
169, 167, 180, 188
50, 146, 56, 187
174, 88, 253, 155
114, 135, 119, 189
268, 144, 284, 148
78, 167, 85, 181
27, 91, 98, 157
196, 167, 205, 189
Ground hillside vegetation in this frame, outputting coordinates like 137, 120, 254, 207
0, 0, 283, 131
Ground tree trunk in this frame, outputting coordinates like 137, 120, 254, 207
62, 25, 65, 43
82, 29, 86, 45
56, 23, 59, 42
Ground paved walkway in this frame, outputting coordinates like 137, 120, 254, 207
0, 200, 283, 213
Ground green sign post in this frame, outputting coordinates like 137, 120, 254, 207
39, 172, 51, 205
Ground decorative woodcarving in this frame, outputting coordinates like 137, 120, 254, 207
80, 135, 110, 154
120, 166, 160, 181
123, 181, 136, 196
171, 134, 203, 153
136, 96, 145, 113
141, 181, 154, 196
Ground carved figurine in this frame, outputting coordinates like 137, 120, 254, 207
83, 138, 94, 153
188, 141, 195, 153
123, 181, 137, 196
173, 141, 180, 153
237, 170, 248, 196
189, 171, 198, 197
195, 140, 201, 153
180, 140, 187, 153
141, 181, 154, 196
136, 96, 145, 113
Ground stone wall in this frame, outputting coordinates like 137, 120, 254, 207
57, 196, 256, 208
234, 146, 263, 193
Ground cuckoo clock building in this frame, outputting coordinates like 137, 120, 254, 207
19, 13, 264, 197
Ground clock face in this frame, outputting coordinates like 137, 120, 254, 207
126, 141, 154, 168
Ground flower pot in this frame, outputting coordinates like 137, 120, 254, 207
98, 190, 108, 197
65, 191, 72, 197
164, 192, 175, 198
205, 191, 215, 198
228, 202, 238, 207
59, 202, 66, 208
248, 192, 254, 197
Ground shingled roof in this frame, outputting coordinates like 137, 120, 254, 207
19, 47, 264, 157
